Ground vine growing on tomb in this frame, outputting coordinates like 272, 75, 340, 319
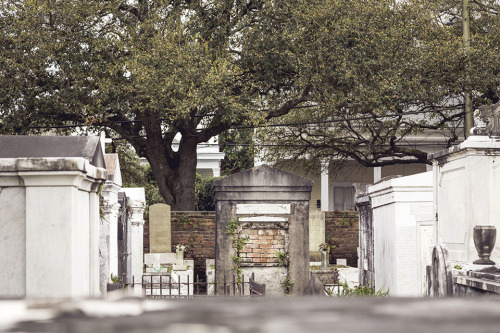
226, 218, 249, 285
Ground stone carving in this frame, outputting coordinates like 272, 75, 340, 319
472, 102, 500, 136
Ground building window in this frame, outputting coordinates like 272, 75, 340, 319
333, 186, 355, 211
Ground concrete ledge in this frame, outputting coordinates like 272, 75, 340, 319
428, 135, 500, 160
454, 275, 500, 294
8, 297, 500, 333
0, 158, 106, 181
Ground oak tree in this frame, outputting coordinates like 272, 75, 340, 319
0, 0, 310, 209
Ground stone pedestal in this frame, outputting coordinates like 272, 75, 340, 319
429, 136, 500, 264
173, 251, 187, 270
143, 253, 194, 296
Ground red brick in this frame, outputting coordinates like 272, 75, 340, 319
253, 258, 267, 263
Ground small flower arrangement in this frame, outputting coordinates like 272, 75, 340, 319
319, 243, 330, 253
175, 244, 186, 252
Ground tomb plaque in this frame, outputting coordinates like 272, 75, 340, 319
236, 204, 291, 215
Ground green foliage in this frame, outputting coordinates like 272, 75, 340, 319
107, 140, 164, 208
219, 128, 255, 175
276, 251, 288, 267
231, 255, 242, 266
319, 243, 330, 253
254, 0, 500, 169
226, 218, 241, 236
110, 273, 121, 284
195, 174, 218, 211
282, 275, 294, 295
0, 0, 310, 210
454, 264, 463, 270
178, 216, 191, 228
3, 0, 500, 209
328, 281, 389, 297
189, 233, 199, 244
226, 218, 248, 284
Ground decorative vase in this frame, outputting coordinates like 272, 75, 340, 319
321, 250, 329, 269
175, 250, 184, 266
473, 225, 496, 265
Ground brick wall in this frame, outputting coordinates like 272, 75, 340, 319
171, 211, 216, 276
144, 210, 358, 274
240, 229, 287, 266
144, 211, 216, 277
325, 211, 359, 267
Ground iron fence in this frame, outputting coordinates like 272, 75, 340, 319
123, 273, 265, 298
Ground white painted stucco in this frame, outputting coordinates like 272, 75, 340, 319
0, 158, 106, 298
430, 136, 500, 265
368, 171, 433, 296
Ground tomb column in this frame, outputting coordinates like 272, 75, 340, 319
320, 162, 329, 212
101, 182, 122, 295
121, 188, 146, 291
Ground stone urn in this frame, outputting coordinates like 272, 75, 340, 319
320, 249, 329, 269
175, 250, 184, 266
473, 225, 496, 265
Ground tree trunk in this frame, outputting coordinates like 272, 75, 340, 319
145, 139, 198, 211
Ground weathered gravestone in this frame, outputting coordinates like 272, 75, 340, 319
149, 204, 172, 253
143, 203, 194, 296
212, 165, 313, 296
309, 211, 325, 262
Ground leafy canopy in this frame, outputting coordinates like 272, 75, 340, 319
255, 0, 500, 168
0, 0, 310, 209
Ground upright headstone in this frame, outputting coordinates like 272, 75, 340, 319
212, 165, 313, 295
309, 211, 325, 262
149, 204, 172, 253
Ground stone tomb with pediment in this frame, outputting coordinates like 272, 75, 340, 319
212, 165, 313, 296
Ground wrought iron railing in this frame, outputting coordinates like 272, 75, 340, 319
123, 273, 265, 298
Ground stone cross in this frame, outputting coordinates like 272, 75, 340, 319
100, 131, 113, 152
